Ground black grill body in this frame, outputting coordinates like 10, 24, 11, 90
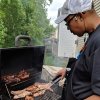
0, 46, 45, 99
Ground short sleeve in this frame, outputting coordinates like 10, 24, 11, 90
91, 47, 100, 95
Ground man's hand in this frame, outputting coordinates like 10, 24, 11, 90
56, 68, 67, 79
85, 95, 100, 100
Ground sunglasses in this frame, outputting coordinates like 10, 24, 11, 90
65, 15, 76, 29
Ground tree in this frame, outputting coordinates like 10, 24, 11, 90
0, 11, 7, 47
0, 0, 55, 47
0, 0, 25, 47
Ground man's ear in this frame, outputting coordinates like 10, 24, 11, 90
82, 12, 86, 14
80, 12, 86, 17
78, 13, 85, 21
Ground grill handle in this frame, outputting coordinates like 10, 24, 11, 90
15, 35, 33, 47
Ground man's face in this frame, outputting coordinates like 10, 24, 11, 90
64, 14, 86, 37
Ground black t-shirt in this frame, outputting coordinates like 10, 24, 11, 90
72, 25, 100, 99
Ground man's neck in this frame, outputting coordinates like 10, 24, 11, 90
87, 16, 100, 35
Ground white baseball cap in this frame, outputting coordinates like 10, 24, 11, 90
55, 0, 93, 24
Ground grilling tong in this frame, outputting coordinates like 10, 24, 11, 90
36, 67, 71, 92
45, 74, 62, 89
35, 74, 62, 92
38, 68, 71, 92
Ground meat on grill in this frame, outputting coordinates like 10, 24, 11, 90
18, 70, 30, 80
34, 82, 53, 91
2, 75, 20, 83
12, 89, 45, 99
13, 91, 31, 99
2, 69, 30, 84
11, 82, 53, 99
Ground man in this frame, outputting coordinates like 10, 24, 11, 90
55, 0, 100, 100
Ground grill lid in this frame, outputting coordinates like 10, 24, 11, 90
0, 46, 45, 76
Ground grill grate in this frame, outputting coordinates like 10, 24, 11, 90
35, 90, 61, 100
1, 68, 62, 100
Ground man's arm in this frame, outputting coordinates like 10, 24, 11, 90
85, 95, 100, 100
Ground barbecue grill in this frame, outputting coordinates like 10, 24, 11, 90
0, 35, 62, 100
